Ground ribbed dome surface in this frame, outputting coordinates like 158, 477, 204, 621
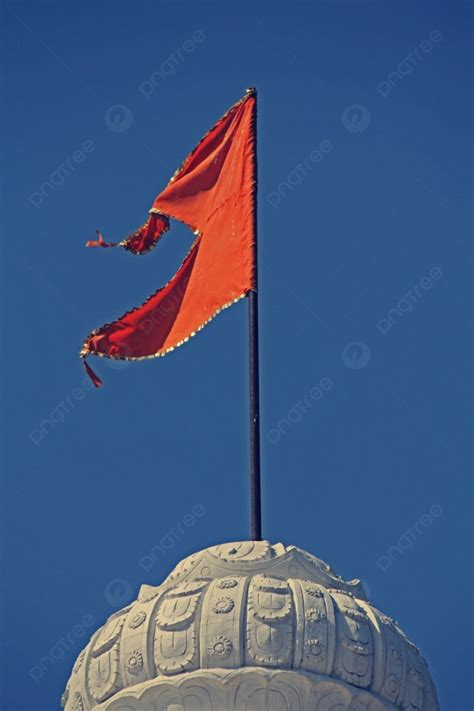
62, 541, 439, 710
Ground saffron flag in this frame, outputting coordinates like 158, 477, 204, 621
81, 89, 257, 386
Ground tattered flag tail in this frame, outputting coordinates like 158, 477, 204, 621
81, 89, 256, 384
85, 213, 170, 255
83, 358, 103, 388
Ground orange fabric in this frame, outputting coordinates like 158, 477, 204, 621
81, 90, 256, 364
85, 213, 170, 255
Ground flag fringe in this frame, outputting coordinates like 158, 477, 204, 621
80, 292, 248, 363
162, 88, 256, 190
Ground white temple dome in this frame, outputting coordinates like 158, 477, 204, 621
62, 541, 439, 710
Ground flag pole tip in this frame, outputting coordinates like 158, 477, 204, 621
246, 87, 257, 96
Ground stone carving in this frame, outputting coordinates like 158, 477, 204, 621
126, 651, 144, 675
217, 578, 239, 589
200, 576, 244, 671
306, 608, 327, 623
70, 692, 83, 711
383, 674, 400, 702
161, 541, 366, 599
72, 648, 86, 674
128, 611, 146, 629
87, 641, 121, 704
92, 614, 126, 657
62, 541, 439, 710
211, 540, 271, 562
94, 669, 405, 710
61, 688, 69, 707
332, 592, 374, 690
154, 582, 205, 675
211, 596, 235, 614
87, 614, 126, 704
156, 593, 201, 630
247, 576, 294, 667
306, 639, 326, 658
299, 579, 332, 677
208, 635, 233, 657
136, 585, 160, 603
405, 662, 426, 710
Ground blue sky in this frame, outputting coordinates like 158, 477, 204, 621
2, 0, 472, 708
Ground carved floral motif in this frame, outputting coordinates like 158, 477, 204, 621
217, 578, 238, 589
128, 611, 147, 629
208, 635, 233, 657
383, 673, 400, 701
126, 651, 144, 675
306, 608, 326, 623
390, 647, 401, 663
306, 639, 326, 658
212, 596, 235, 614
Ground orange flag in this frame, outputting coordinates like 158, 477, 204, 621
81, 89, 257, 385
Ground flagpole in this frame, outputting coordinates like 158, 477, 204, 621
247, 87, 262, 541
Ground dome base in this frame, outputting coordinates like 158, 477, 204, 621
101, 667, 397, 710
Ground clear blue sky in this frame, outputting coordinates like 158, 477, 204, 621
2, 1, 472, 708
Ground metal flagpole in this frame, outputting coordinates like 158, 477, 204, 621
248, 289, 262, 541
247, 87, 262, 541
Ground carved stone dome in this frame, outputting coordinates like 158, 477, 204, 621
62, 541, 439, 710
